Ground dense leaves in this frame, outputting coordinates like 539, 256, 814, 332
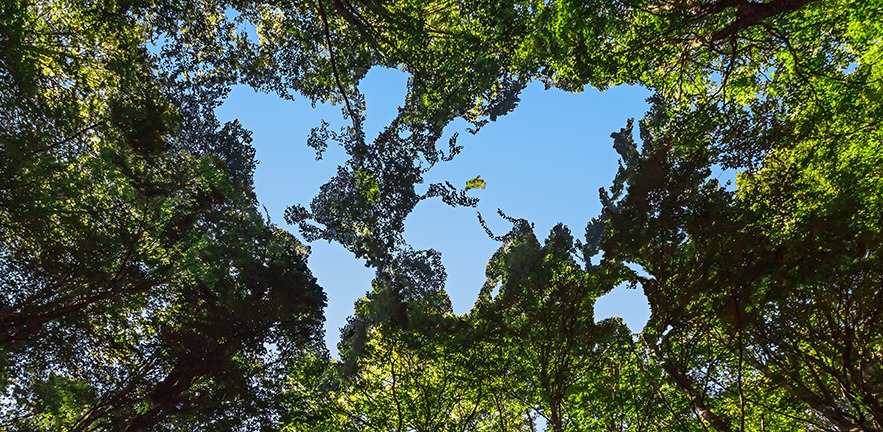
1, 1, 327, 430
3, 0, 882, 430
598, 94, 883, 430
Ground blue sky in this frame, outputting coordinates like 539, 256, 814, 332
216, 68, 653, 355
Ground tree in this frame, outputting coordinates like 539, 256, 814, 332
1, 1, 328, 430
600, 96, 882, 430
301, 325, 508, 432
470, 219, 699, 431
1, 88, 328, 431
4, 0, 882, 430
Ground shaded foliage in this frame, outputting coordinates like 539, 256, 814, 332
2, 0, 882, 430
1, 1, 327, 430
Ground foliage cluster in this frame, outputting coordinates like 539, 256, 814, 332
1, 0, 881, 430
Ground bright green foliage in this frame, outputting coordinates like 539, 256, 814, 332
473, 224, 618, 431
600, 96, 883, 431
733, 109, 883, 430
278, 224, 697, 432
301, 327, 510, 432
470, 223, 696, 431
4, 0, 883, 430
465, 175, 486, 191
355, 169, 381, 204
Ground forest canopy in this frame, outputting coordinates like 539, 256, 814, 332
1, 0, 881, 430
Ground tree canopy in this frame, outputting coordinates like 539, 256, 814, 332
1, 0, 881, 430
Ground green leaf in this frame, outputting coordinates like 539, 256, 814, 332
465, 175, 486, 191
